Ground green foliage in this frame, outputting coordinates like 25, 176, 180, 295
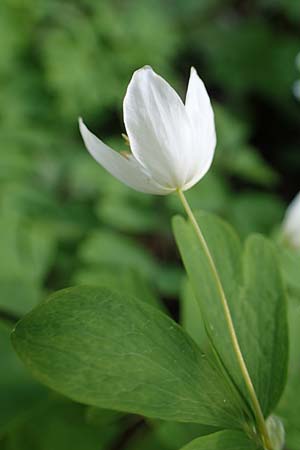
1, 0, 299, 448
2, 398, 119, 450
85, 406, 124, 427
173, 211, 288, 417
0, 322, 47, 437
78, 230, 157, 279
276, 297, 300, 449
152, 420, 219, 449
194, 18, 299, 111
229, 193, 285, 239
180, 278, 207, 348
214, 105, 279, 188
40, 1, 178, 122
179, 430, 260, 450
279, 248, 300, 295
0, 208, 56, 316
11, 286, 245, 428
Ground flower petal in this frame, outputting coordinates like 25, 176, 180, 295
184, 67, 216, 185
123, 66, 193, 189
283, 191, 300, 248
79, 118, 172, 195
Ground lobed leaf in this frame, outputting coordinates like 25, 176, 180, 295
173, 211, 288, 417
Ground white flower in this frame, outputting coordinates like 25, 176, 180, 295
79, 66, 216, 195
282, 192, 300, 249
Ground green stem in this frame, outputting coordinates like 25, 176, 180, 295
177, 189, 273, 450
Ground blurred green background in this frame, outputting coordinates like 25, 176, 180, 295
1, 0, 300, 449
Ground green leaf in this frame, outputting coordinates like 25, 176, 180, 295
0, 277, 40, 317
12, 285, 245, 428
279, 247, 300, 295
0, 210, 56, 285
0, 208, 57, 317
180, 278, 206, 348
229, 193, 285, 238
152, 420, 219, 450
155, 264, 184, 297
173, 211, 288, 417
235, 235, 288, 415
4, 398, 119, 450
73, 267, 165, 312
96, 195, 159, 233
78, 230, 158, 280
179, 430, 261, 450
0, 322, 46, 436
121, 423, 167, 450
225, 146, 279, 187
276, 297, 300, 450
85, 406, 124, 427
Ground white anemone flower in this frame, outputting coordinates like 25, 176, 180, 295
282, 192, 300, 249
79, 66, 216, 195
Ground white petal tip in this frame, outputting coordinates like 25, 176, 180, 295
78, 118, 92, 145
141, 65, 153, 71
133, 66, 155, 79
190, 67, 203, 82
79, 118, 89, 137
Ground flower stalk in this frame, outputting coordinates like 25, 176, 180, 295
177, 188, 273, 450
